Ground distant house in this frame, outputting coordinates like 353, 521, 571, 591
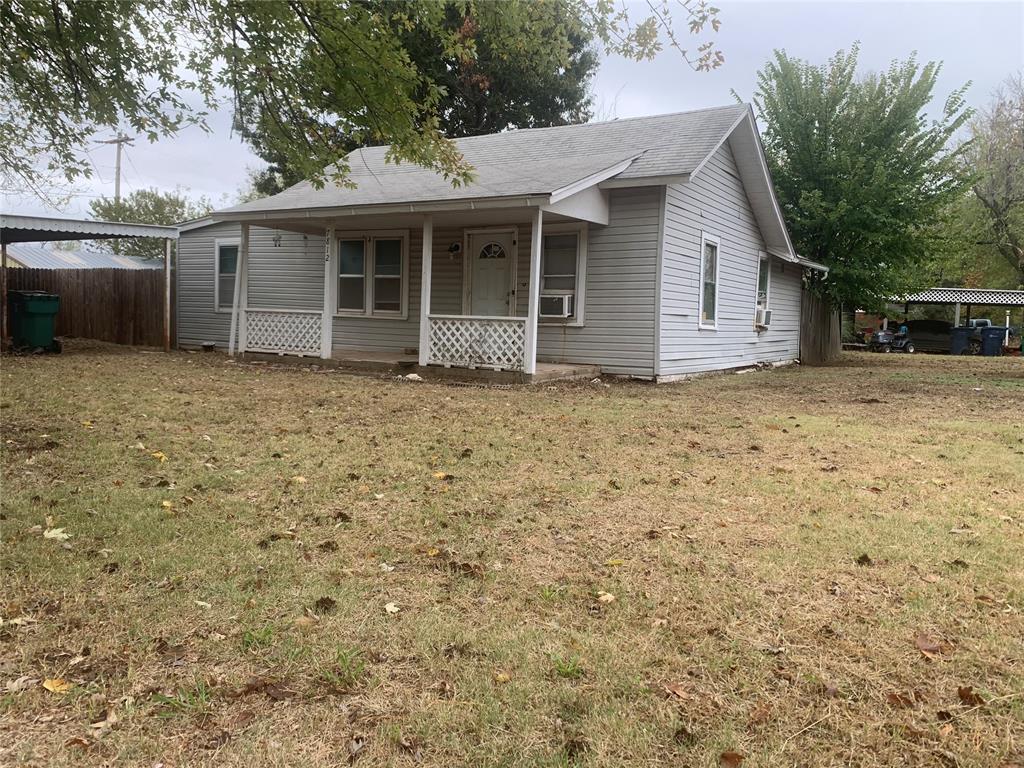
5, 244, 160, 270
177, 104, 827, 381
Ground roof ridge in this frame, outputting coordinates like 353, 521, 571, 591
445, 103, 750, 144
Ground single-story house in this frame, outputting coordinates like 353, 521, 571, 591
177, 103, 826, 381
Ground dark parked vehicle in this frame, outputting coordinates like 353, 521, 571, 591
904, 319, 953, 353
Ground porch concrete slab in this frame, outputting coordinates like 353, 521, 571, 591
330, 348, 599, 384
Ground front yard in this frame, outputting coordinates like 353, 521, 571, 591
2, 344, 1022, 767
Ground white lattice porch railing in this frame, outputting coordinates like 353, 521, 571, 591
244, 309, 322, 356
427, 315, 527, 371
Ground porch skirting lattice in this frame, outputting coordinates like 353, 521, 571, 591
245, 309, 321, 355
427, 315, 526, 371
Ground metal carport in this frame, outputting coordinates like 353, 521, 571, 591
1, 214, 178, 351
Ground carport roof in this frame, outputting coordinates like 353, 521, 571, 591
901, 288, 1024, 306
1, 214, 178, 244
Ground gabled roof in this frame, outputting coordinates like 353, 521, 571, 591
5, 244, 161, 270
209, 103, 801, 262
217, 104, 749, 216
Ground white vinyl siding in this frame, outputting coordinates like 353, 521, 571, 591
658, 140, 802, 377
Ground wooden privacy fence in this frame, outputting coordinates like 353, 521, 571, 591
7, 268, 170, 347
800, 288, 841, 365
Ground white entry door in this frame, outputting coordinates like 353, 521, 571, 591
467, 231, 514, 316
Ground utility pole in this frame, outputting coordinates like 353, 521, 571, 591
97, 134, 133, 202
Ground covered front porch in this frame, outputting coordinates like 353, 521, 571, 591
217, 190, 607, 376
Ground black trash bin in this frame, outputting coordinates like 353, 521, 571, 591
980, 327, 1007, 357
949, 326, 973, 355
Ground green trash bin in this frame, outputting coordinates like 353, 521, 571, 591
8, 290, 61, 352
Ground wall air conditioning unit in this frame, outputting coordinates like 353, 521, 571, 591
540, 294, 573, 318
754, 308, 773, 328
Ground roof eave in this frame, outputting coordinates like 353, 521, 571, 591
209, 194, 553, 223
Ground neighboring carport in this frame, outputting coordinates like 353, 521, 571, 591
901, 287, 1024, 346
1, 214, 178, 351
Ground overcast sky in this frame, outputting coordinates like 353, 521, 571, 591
4, 0, 1022, 218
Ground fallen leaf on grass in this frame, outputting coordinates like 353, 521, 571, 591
64, 736, 91, 751
914, 634, 952, 660
348, 734, 367, 763
294, 615, 317, 630
720, 750, 745, 767
604, 558, 625, 567
150, 451, 168, 463
90, 707, 119, 730
432, 471, 454, 481
426, 547, 441, 557
43, 527, 70, 541
290, 475, 308, 484
855, 553, 873, 566
161, 500, 174, 510
5, 675, 39, 693
492, 671, 511, 684
43, 678, 72, 694
384, 602, 400, 615
596, 591, 616, 604
398, 735, 423, 761
662, 681, 687, 699
921, 573, 941, 583
957, 686, 985, 707
887, 691, 921, 709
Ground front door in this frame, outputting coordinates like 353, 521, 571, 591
467, 230, 514, 316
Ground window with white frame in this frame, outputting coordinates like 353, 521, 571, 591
756, 252, 770, 310
540, 226, 585, 322
215, 241, 239, 311
699, 233, 719, 328
337, 233, 407, 317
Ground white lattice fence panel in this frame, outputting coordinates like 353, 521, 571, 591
428, 317, 526, 371
245, 311, 321, 355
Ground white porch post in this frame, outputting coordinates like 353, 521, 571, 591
321, 227, 336, 359
228, 223, 249, 356
524, 207, 543, 375
954, 302, 962, 326
237, 224, 250, 355
417, 215, 434, 367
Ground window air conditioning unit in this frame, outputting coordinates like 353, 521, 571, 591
755, 308, 772, 328
540, 294, 573, 318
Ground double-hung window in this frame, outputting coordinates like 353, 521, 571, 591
755, 251, 770, 312
215, 240, 239, 312
539, 225, 586, 323
699, 233, 720, 328
337, 232, 408, 318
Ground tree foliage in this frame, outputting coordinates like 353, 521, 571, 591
748, 45, 972, 310
89, 188, 212, 261
243, 0, 601, 197
2, 0, 722, 203
962, 73, 1024, 287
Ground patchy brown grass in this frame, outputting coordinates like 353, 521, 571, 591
1, 342, 1022, 767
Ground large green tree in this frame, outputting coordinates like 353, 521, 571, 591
963, 73, 1024, 288
2, 0, 722, 203
89, 188, 211, 261
748, 45, 972, 311
243, 1, 601, 196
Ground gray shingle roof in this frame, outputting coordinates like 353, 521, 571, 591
220, 104, 749, 215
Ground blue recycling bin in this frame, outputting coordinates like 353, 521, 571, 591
949, 326, 973, 355
980, 327, 1006, 356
